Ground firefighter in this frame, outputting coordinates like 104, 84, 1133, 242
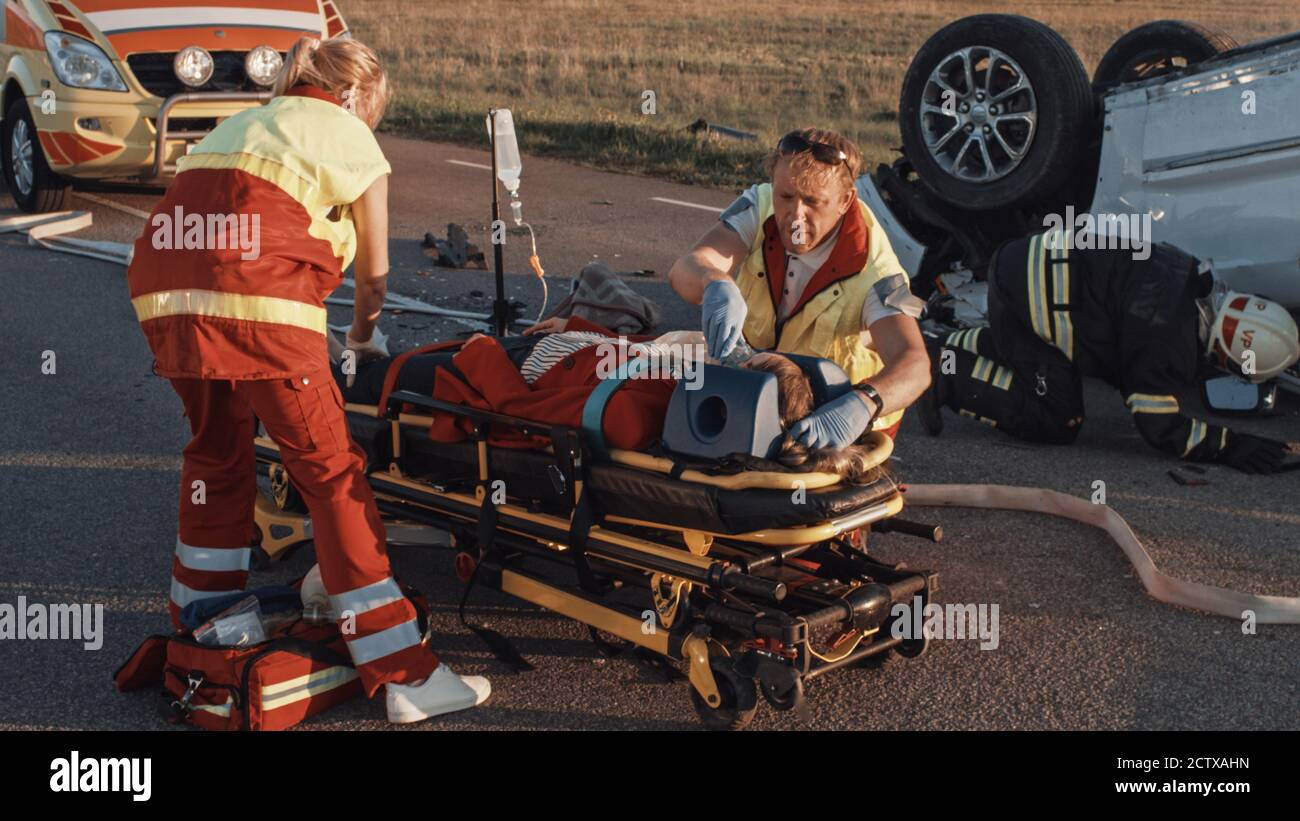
918, 227, 1300, 473
126, 36, 489, 723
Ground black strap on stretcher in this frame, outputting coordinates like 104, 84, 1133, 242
567, 489, 612, 596
455, 488, 535, 674
372, 340, 536, 670
454, 418, 536, 674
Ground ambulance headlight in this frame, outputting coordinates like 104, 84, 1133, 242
174, 46, 214, 88
245, 46, 283, 87
43, 32, 128, 92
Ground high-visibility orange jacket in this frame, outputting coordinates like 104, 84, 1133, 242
127, 85, 391, 379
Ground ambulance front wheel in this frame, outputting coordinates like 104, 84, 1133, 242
2, 98, 71, 214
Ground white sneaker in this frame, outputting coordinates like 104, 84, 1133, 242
300, 563, 326, 604
299, 564, 333, 621
385, 665, 491, 724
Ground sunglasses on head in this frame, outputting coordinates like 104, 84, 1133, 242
777, 131, 849, 167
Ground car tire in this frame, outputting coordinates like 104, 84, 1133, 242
899, 14, 1095, 212
2, 98, 72, 213
1093, 20, 1238, 90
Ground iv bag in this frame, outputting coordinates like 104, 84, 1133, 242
486, 109, 522, 195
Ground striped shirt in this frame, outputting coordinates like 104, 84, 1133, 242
519, 331, 614, 384
520, 332, 705, 384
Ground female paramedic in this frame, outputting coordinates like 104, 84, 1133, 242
126, 36, 489, 724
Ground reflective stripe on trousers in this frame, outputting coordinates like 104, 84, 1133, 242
330, 577, 427, 666
169, 537, 253, 618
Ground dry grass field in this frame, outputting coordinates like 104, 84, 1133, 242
348, 0, 1300, 187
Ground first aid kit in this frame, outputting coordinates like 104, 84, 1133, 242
115, 580, 430, 730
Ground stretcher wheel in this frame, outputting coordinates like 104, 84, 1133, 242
269, 464, 308, 514
896, 633, 930, 659
759, 671, 804, 712
689, 656, 758, 731
858, 648, 898, 668
861, 635, 930, 665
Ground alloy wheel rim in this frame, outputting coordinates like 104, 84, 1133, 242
12, 118, 35, 196
920, 46, 1038, 183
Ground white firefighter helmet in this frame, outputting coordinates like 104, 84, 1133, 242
1209, 292, 1300, 382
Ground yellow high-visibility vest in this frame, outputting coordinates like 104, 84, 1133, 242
734, 183, 908, 431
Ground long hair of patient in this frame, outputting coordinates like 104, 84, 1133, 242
742, 353, 884, 484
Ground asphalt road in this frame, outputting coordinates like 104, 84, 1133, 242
1, 134, 1297, 731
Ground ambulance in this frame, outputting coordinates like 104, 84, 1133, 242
1, 0, 350, 212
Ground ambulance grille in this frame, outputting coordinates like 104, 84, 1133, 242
126, 52, 261, 98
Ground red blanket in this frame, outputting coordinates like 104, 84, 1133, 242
428, 318, 676, 451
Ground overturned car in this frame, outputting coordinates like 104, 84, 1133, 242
860, 15, 1300, 398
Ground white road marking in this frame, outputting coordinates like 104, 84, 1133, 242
75, 192, 151, 220
446, 159, 493, 170
650, 196, 723, 213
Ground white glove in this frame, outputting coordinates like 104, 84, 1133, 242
341, 325, 389, 387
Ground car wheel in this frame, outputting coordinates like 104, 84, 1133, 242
899, 14, 1094, 212
2, 98, 71, 213
1093, 20, 1238, 89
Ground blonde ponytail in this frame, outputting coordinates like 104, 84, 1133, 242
272, 36, 391, 129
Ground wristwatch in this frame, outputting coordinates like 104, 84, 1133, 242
852, 382, 884, 427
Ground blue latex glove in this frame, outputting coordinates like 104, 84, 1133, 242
789, 390, 875, 450
702, 278, 748, 361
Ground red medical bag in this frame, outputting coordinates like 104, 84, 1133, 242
115, 585, 429, 731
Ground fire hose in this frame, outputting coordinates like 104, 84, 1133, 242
906, 484, 1300, 624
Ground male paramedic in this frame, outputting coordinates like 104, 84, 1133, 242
668, 128, 931, 448
126, 36, 489, 723
917, 229, 1300, 473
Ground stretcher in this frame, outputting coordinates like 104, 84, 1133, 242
249, 361, 941, 729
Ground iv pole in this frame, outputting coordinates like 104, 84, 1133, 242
488, 108, 509, 337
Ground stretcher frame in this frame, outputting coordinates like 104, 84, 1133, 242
251, 390, 938, 729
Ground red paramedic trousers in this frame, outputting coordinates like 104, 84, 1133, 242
165, 369, 438, 697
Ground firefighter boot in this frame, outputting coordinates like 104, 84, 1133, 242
917, 337, 952, 436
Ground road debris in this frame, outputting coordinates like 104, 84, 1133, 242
1168, 468, 1209, 487
687, 118, 758, 141
422, 223, 486, 269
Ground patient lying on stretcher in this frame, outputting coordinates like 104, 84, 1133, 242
328, 317, 883, 483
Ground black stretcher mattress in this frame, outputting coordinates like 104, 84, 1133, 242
345, 412, 899, 535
